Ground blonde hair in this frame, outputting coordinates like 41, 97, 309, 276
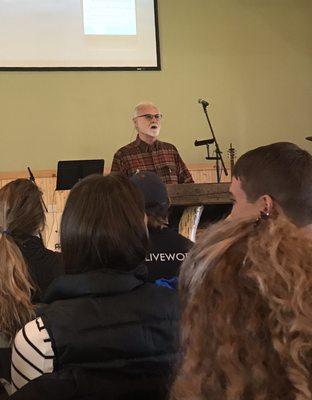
0, 232, 34, 339
171, 215, 312, 400
0, 179, 44, 338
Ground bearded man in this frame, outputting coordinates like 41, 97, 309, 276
111, 102, 193, 184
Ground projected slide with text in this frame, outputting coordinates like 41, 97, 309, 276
83, 0, 137, 35
0, 0, 159, 69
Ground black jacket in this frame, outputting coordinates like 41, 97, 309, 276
9, 367, 173, 400
15, 265, 180, 400
17, 236, 64, 303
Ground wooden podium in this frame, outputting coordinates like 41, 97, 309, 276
166, 183, 231, 240
166, 182, 231, 206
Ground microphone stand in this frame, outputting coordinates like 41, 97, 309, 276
27, 167, 48, 213
27, 167, 49, 244
199, 103, 228, 183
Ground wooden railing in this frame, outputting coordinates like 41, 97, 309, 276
0, 163, 231, 249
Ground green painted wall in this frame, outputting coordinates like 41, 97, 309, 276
0, 0, 311, 171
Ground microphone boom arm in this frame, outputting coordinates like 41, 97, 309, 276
199, 102, 228, 183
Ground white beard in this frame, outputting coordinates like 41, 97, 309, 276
145, 127, 160, 137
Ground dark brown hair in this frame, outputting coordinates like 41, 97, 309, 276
0, 179, 44, 338
171, 215, 312, 400
0, 178, 45, 240
130, 171, 169, 230
233, 142, 312, 227
60, 173, 149, 273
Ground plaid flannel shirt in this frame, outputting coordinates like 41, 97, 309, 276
111, 136, 194, 184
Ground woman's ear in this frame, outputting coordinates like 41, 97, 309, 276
258, 194, 274, 215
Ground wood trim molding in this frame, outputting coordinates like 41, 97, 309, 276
0, 163, 231, 250
0, 162, 230, 180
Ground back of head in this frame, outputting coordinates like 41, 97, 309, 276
61, 173, 148, 273
130, 171, 169, 229
0, 179, 41, 338
172, 214, 312, 400
0, 178, 45, 239
233, 142, 312, 227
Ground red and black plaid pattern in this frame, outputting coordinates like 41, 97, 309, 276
111, 136, 194, 184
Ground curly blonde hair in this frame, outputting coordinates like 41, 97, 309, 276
171, 215, 312, 400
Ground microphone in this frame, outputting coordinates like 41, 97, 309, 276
306, 136, 312, 142
27, 167, 35, 182
198, 98, 209, 107
194, 139, 215, 147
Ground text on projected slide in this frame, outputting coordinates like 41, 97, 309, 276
83, 0, 137, 35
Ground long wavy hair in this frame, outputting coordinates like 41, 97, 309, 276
0, 179, 44, 338
171, 215, 312, 400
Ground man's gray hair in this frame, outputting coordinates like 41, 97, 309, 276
133, 101, 159, 118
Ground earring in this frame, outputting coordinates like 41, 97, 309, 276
260, 210, 270, 220
254, 209, 270, 228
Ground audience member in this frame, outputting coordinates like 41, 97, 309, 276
131, 171, 192, 281
11, 173, 179, 400
111, 102, 193, 184
0, 179, 62, 390
171, 142, 312, 400
0, 179, 63, 303
229, 142, 312, 229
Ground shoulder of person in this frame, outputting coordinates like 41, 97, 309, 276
160, 227, 193, 247
11, 317, 54, 393
114, 140, 137, 155
18, 236, 60, 259
14, 318, 54, 359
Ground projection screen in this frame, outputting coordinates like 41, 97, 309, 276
0, 0, 160, 71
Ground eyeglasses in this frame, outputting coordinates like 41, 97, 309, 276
136, 113, 163, 121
